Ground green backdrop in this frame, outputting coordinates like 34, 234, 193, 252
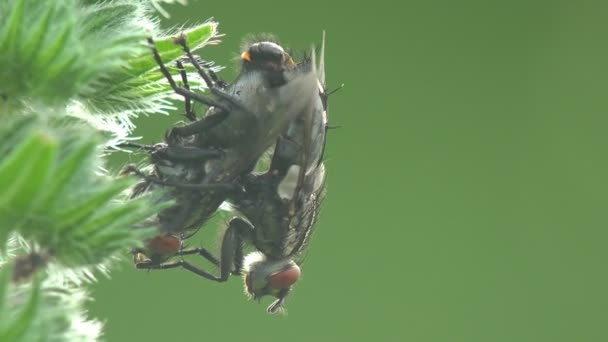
90, 0, 608, 341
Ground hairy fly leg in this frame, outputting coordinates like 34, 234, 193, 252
116, 142, 156, 152
135, 259, 222, 281
175, 60, 196, 122
173, 33, 240, 107
121, 164, 243, 193
133, 237, 219, 270
164, 110, 229, 141
148, 37, 229, 112
117, 142, 224, 162
182, 51, 226, 88
176, 246, 219, 266
135, 218, 253, 280
152, 145, 224, 162
218, 217, 253, 276
161, 35, 251, 141
175, 56, 227, 121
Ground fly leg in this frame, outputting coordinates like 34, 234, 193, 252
134, 259, 222, 281
135, 218, 252, 280
174, 55, 227, 120
182, 54, 226, 89
115, 142, 156, 152
175, 59, 196, 122
117, 142, 224, 163
173, 34, 242, 109
121, 164, 243, 193
219, 217, 253, 276
161, 34, 250, 141
148, 37, 229, 112
176, 247, 219, 266
162, 40, 240, 140
165, 110, 229, 140
151, 144, 224, 162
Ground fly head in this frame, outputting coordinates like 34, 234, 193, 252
242, 251, 301, 313
241, 41, 296, 87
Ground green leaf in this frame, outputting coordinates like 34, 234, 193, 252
0, 0, 25, 53
0, 115, 37, 157
38, 140, 97, 209
33, 24, 74, 75
0, 265, 10, 316
124, 22, 218, 79
80, 3, 138, 36
54, 179, 132, 232
0, 277, 40, 341
81, 21, 220, 116
19, 1, 54, 63
0, 133, 55, 206
9, 137, 57, 215
76, 204, 144, 237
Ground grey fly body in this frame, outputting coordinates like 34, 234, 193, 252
124, 34, 319, 276
228, 39, 330, 313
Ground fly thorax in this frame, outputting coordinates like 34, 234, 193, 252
256, 83, 282, 114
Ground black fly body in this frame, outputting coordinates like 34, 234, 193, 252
227, 37, 330, 313
124, 33, 319, 275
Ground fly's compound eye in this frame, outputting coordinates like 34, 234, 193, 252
243, 264, 300, 300
147, 235, 181, 255
241, 42, 294, 71
268, 264, 301, 290
250, 42, 284, 61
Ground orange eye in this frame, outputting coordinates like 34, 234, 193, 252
241, 51, 251, 62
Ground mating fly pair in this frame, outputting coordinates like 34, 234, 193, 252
123, 32, 331, 313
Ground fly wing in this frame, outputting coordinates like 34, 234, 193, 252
317, 31, 326, 86
291, 38, 330, 256
262, 44, 329, 257
252, 70, 318, 163
315, 33, 330, 168
291, 46, 317, 203
205, 68, 319, 185
289, 39, 331, 257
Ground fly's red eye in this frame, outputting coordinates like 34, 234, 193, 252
147, 235, 181, 255
269, 265, 301, 289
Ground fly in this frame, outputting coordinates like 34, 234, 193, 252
122, 33, 319, 274
229, 36, 330, 313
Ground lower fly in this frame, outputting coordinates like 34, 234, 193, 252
227, 36, 331, 313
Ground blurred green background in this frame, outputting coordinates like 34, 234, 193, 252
89, 0, 608, 341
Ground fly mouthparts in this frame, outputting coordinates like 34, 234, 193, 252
266, 298, 286, 314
